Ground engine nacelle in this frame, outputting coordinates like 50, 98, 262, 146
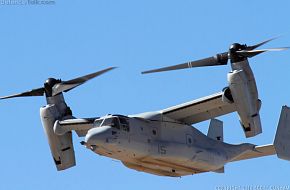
227, 70, 262, 138
40, 104, 76, 171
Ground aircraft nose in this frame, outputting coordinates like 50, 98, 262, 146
85, 126, 112, 146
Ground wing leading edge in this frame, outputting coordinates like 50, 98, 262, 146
161, 92, 236, 125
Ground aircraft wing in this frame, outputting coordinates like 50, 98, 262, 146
161, 92, 236, 125
231, 144, 276, 162
54, 118, 97, 137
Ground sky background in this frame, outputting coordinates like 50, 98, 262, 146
0, 0, 290, 189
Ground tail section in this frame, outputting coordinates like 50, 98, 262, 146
207, 119, 223, 142
230, 144, 275, 162
274, 106, 290, 161
230, 106, 290, 163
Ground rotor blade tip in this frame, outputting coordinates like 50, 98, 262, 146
141, 71, 150, 74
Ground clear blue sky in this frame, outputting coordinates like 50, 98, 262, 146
0, 1, 290, 189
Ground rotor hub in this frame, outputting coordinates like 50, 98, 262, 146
229, 43, 247, 63
230, 43, 246, 52
44, 78, 61, 97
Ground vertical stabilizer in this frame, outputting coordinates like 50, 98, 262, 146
274, 106, 290, 161
207, 119, 223, 142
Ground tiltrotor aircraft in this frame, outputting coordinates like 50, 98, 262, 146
1, 38, 290, 177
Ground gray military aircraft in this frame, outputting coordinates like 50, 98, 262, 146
1, 38, 290, 177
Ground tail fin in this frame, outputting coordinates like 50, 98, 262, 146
207, 119, 223, 142
208, 119, 225, 173
274, 106, 290, 161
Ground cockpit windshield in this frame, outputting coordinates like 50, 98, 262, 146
94, 116, 130, 132
93, 117, 120, 129
94, 119, 103, 127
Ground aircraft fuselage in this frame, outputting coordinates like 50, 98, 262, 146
84, 113, 253, 177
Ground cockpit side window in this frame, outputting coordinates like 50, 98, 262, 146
111, 117, 120, 129
119, 117, 130, 132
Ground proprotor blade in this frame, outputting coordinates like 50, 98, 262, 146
0, 67, 116, 100
142, 52, 228, 74
0, 87, 45, 100
236, 47, 289, 58
52, 67, 116, 96
246, 36, 280, 50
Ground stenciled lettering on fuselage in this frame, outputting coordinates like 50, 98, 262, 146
158, 144, 167, 155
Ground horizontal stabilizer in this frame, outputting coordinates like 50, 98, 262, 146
231, 144, 276, 162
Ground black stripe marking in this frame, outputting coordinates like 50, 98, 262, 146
61, 147, 71, 152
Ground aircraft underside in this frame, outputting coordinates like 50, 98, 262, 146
87, 140, 221, 177
93, 146, 206, 177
